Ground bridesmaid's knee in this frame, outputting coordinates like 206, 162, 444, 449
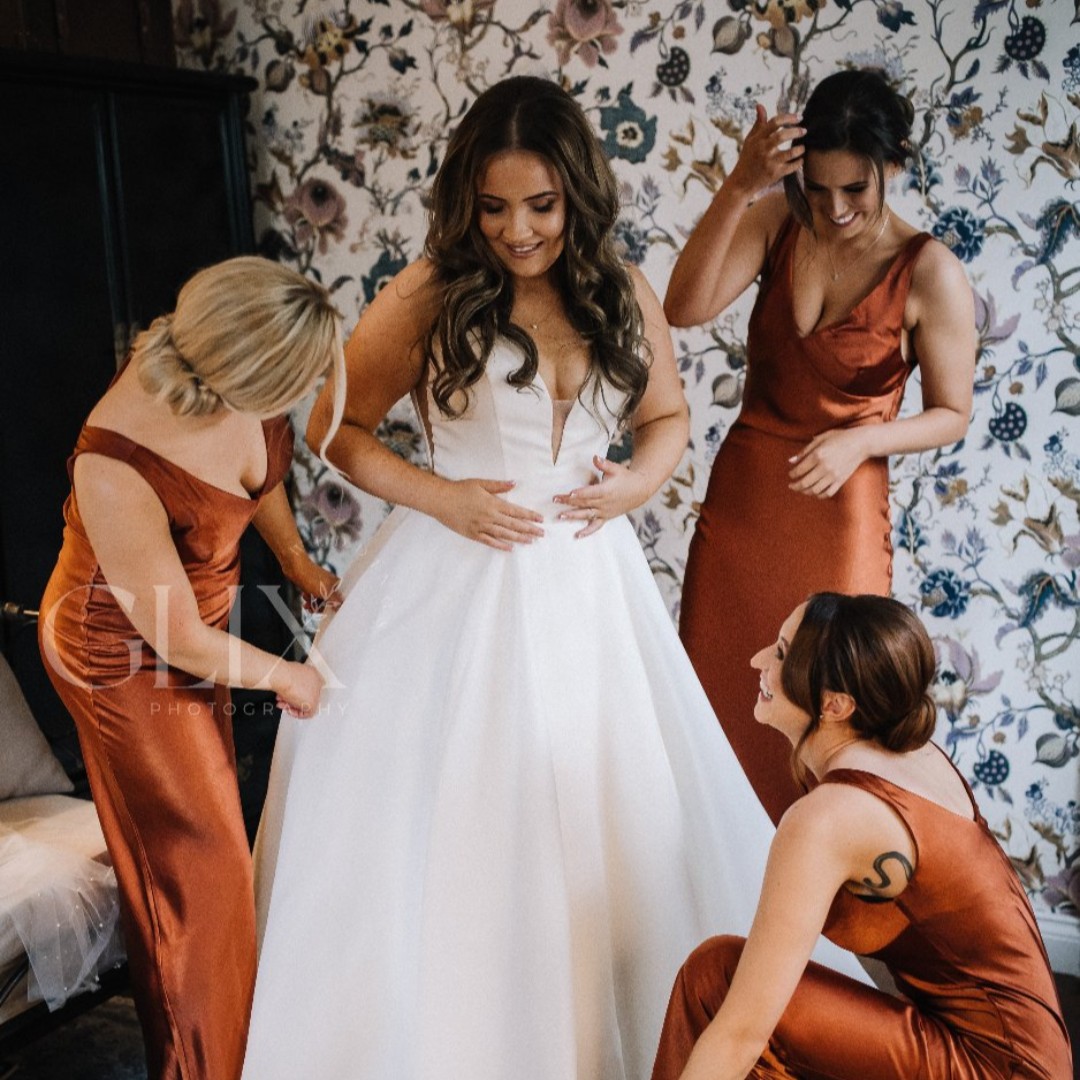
678, 935, 746, 1006
652, 937, 748, 1080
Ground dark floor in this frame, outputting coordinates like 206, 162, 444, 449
0, 996, 144, 1080
3, 978, 1080, 1078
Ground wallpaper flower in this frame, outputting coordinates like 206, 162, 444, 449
173, 0, 1080, 935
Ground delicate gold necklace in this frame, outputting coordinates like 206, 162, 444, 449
515, 308, 560, 334
825, 209, 891, 282
511, 303, 552, 333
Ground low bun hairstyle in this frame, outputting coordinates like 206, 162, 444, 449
134, 256, 343, 419
783, 67, 915, 230
137, 313, 227, 416
781, 593, 938, 786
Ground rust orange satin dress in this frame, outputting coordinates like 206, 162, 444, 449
651, 764, 1073, 1080
38, 417, 294, 1080
679, 217, 933, 823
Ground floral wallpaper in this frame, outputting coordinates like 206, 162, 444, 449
173, 0, 1080, 934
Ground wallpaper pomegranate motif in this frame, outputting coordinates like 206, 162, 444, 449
173, 0, 1080, 938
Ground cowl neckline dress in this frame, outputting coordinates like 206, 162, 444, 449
680, 215, 933, 823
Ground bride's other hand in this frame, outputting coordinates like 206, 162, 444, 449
554, 455, 652, 538
435, 478, 545, 551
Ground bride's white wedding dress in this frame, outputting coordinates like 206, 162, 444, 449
242, 341, 857, 1079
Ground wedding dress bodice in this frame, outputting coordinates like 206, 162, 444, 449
421, 339, 627, 519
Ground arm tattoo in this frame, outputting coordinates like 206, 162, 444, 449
861, 851, 914, 894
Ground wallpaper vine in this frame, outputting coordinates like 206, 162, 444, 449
173, 0, 1080, 926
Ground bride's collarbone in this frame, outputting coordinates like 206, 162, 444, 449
517, 317, 584, 351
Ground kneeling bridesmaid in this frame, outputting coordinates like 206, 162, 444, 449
652, 593, 1071, 1080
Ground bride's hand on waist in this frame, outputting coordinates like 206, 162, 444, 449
553, 455, 652, 538
788, 427, 871, 498
434, 478, 546, 551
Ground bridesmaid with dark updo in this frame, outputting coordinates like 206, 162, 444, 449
39, 256, 342, 1080
667, 69, 977, 823
652, 594, 1071, 1080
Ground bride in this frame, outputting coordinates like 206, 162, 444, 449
242, 75, 847, 1080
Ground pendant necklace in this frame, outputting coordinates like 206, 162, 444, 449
513, 302, 549, 332
826, 209, 891, 282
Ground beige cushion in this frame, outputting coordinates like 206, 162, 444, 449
0, 653, 73, 800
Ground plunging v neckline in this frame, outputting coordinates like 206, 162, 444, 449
788, 228, 924, 340
548, 396, 575, 466
532, 353, 588, 466
532, 365, 586, 466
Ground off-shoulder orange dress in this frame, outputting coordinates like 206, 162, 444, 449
38, 417, 293, 1080
651, 765, 1073, 1079
679, 216, 932, 823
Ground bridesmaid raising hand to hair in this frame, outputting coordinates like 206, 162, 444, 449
667, 68, 976, 824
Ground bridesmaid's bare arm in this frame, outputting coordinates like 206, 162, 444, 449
252, 483, 340, 603
676, 786, 914, 1080
69, 457, 322, 712
665, 106, 803, 327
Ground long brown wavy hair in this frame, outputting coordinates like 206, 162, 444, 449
423, 75, 649, 428
781, 593, 938, 789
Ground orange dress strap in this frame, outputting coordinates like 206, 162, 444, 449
69, 417, 294, 508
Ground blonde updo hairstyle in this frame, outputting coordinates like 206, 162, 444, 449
782, 593, 938, 789
134, 256, 343, 419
